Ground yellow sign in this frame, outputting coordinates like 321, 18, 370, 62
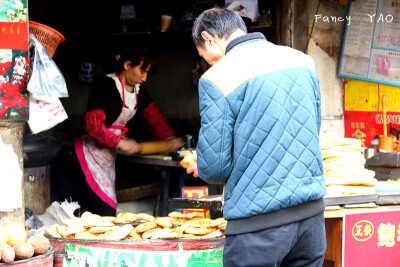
345, 79, 400, 112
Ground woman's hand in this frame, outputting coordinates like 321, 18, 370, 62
166, 137, 184, 151
117, 139, 142, 154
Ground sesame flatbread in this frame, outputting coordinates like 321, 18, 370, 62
100, 225, 133, 240
135, 222, 158, 234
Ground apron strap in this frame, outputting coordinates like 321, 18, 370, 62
109, 125, 129, 140
118, 75, 127, 108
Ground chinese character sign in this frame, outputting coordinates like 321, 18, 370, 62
182, 187, 211, 219
0, 0, 29, 121
345, 78, 400, 147
344, 210, 400, 267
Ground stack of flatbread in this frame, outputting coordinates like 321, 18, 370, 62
44, 211, 226, 240
321, 138, 378, 196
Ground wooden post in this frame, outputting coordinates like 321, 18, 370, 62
0, 121, 25, 225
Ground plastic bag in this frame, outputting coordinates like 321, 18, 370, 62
26, 200, 80, 237
27, 94, 68, 134
27, 34, 68, 103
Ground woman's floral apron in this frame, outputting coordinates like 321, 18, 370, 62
75, 74, 137, 209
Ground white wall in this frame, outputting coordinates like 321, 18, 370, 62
306, 0, 348, 142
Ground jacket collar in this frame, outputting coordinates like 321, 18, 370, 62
225, 32, 266, 55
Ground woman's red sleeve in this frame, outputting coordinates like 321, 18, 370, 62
142, 102, 176, 140
84, 109, 121, 148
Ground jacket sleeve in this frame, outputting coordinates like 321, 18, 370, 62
196, 78, 234, 184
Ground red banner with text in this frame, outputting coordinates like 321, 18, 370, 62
0, 22, 28, 50
0, 1, 29, 121
344, 110, 400, 148
344, 210, 400, 267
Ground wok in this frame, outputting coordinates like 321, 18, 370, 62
23, 134, 63, 168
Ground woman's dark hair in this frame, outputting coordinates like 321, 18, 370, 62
192, 8, 247, 49
112, 47, 154, 73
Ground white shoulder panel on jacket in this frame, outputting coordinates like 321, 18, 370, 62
202, 41, 316, 97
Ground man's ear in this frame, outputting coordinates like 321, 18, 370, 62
201, 31, 215, 46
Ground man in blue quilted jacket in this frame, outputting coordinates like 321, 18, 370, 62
188, 7, 328, 267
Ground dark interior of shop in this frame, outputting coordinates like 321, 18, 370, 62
26, 0, 278, 213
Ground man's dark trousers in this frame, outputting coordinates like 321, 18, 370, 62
223, 212, 326, 267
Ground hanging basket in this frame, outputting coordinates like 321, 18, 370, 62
29, 21, 65, 58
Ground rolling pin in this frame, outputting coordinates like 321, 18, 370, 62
139, 140, 172, 155
379, 95, 393, 152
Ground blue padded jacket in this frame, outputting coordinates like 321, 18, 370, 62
196, 33, 327, 221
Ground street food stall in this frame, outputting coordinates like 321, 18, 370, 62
4, 0, 400, 266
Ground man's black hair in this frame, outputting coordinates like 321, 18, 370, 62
192, 8, 247, 49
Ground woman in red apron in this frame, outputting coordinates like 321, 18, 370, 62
74, 48, 183, 215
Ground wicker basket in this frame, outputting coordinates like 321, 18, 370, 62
29, 21, 65, 58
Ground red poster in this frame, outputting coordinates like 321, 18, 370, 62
0, 1, 29, 121
343, 210, 400, 267
0, 22, 28, 50
344, 110, 400, 147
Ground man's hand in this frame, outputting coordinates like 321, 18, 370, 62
117, 139, 142, 154
186, 163, 199, 178
180, 152, 199, 178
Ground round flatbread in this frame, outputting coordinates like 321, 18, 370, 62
183, 219, 212, 228
135, 222, 158, 234
115, 212, 140, 224
137, 213, 156, 222
89, 226, 119, 234
183, 226, 217, 236
101, 225, 133, 240
142, 228, 163, 239
169, 218, 187, 226
168, 212, 204, 220
210, 218, 226, 227
99, 216, 117, 223
202, 229, 222, 239
75, 231, 99, 240
44, 225, 61, 238
320, 138, 362, 151
218, 223, 227, 231
325, 176, 378, 187
326, 185, 376, 196
155, 217, 173, 228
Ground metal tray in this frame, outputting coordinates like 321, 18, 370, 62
169, 195, 223, 211
323, 194, 379, 206
376, 194, 400, 205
